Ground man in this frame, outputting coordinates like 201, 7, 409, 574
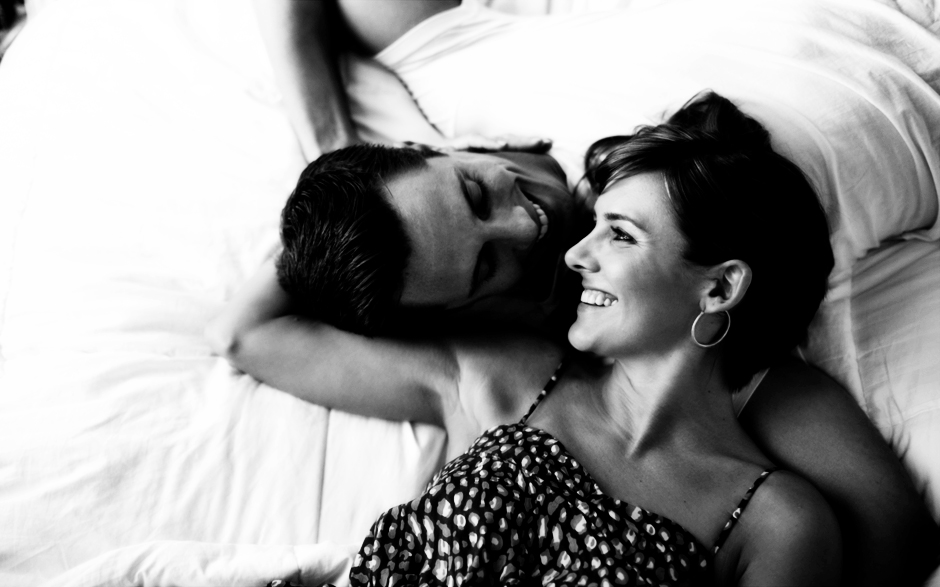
275, 142, 585, 337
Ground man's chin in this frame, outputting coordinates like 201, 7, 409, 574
439, 295, 548, 334
520, 242, 569, 302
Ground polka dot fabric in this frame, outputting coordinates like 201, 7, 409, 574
349, 423, 711, 586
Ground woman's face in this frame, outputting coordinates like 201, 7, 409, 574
564, 172, 703, 358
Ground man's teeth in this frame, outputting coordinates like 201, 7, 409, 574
530, 201, 549, 240
580, 289, 618, 307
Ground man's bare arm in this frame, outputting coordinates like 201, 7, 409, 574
252, 0, 358, 158
739, 358, 940, 586
205, 257, 459, 425
252, 0, 462, 158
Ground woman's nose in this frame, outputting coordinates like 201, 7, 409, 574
565, 234, 597, 272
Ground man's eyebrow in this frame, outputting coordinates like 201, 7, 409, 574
468, 244, 483, 299
455, 168, 473, 211
603, 212, 648, 233
455, 167, 483, 299
468, 263, 481, 299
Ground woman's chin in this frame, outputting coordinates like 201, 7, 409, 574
567, 323, 599, 354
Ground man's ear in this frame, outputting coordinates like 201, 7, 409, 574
701, 259, 751, 313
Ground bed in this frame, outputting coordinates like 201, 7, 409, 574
0, 0, 938, 585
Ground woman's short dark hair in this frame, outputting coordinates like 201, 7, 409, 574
277, 143, 442, 336
584, 92, 834, 388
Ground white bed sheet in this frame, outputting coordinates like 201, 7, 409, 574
851, 241, 940, 510
0, 0, 444, 584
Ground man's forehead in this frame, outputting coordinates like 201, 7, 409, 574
384, 158, 473, 307
385, 158, 446, 208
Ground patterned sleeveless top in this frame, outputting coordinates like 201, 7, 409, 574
347, 361, 775, 586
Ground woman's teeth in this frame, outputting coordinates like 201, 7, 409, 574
580, 289, 618, 307
530, 201, 549, 240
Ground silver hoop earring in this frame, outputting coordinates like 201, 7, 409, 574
691, 311, 731, 348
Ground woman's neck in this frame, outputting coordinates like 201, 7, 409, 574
587, 350, 737, 456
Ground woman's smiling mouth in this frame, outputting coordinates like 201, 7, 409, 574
580, 289, 618, 307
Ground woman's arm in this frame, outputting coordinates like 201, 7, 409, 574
205, 257, 458, 426
739, 358, 940, 586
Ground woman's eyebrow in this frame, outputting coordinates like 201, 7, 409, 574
603, 212, 648, 233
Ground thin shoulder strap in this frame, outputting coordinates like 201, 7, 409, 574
713, 468, 778, 555
519, 359, 567, 424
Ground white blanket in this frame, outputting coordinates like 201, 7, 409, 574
1, 0, 938, 585
45, 542, 356, 587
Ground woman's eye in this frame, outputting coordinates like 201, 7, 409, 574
612, 227, 636, 244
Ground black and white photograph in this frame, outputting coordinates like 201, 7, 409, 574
1, 0, 939, 585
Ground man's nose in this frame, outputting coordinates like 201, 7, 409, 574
481, 167, 538, 247
482, 205, 538, 249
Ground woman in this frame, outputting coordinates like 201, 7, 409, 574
253, 92, 843, 585
349, 92, 843, 586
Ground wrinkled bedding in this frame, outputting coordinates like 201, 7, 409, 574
0, 0, 938, 585
0, 0, 445, 584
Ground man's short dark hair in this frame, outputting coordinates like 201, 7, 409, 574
277, 143, 442, 335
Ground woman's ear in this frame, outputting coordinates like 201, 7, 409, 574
701, 259, 751, 313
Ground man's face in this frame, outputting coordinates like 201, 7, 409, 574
384, 151, 574, 309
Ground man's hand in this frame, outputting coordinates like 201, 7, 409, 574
403, 134, 553, 154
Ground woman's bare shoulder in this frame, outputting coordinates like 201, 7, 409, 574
728, 470, 842, 586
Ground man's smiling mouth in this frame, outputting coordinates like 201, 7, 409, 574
528, 198, 549, 241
